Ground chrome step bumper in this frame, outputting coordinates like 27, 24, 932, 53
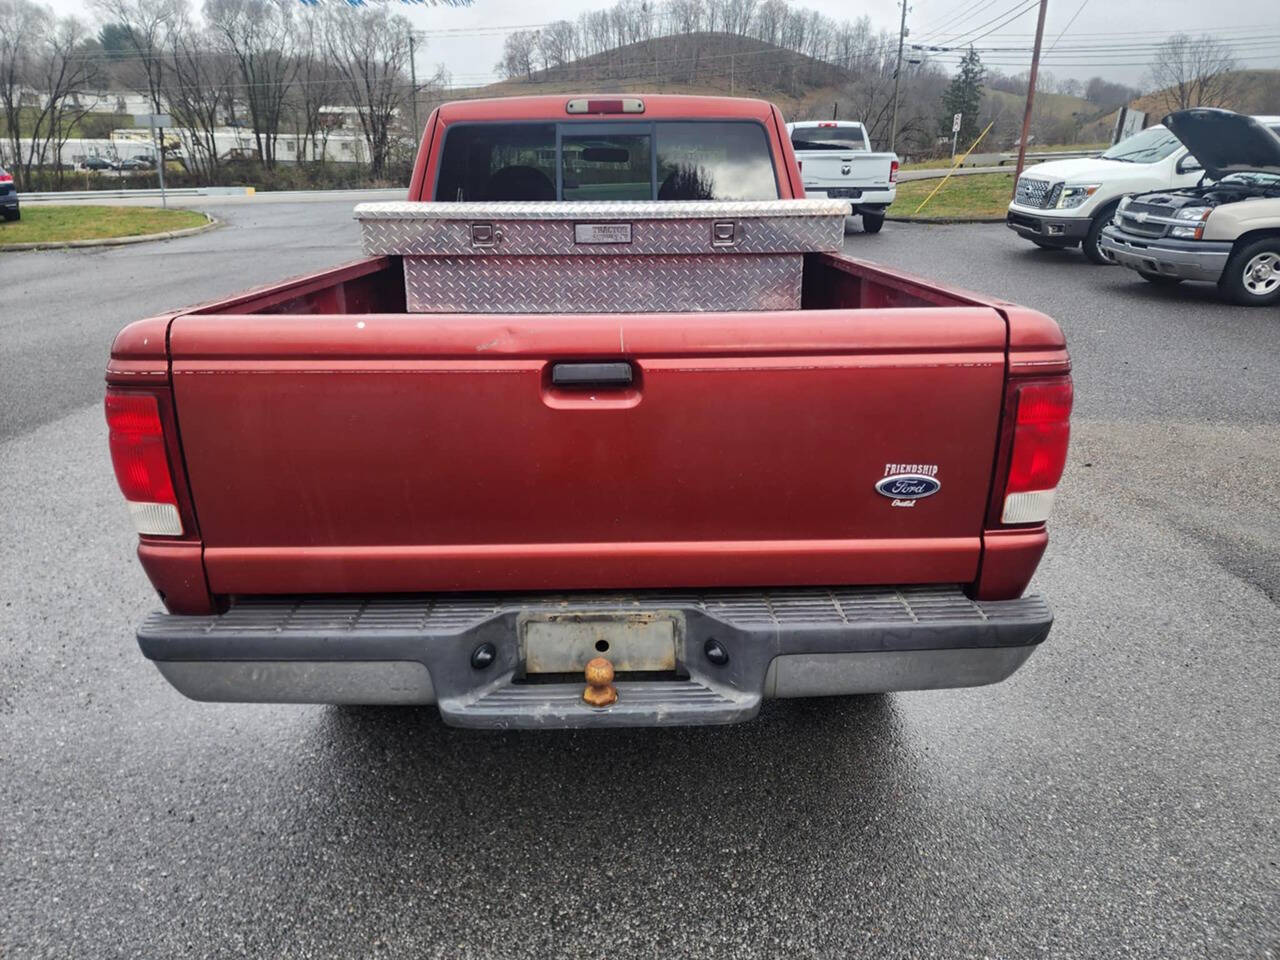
138, 586, 1052, 727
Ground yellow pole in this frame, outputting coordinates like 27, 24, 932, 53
913, 119, 997, 215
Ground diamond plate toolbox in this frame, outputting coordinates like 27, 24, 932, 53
353, 199, 850, 314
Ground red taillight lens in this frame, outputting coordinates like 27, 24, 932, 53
889, 160, 899, 183
0, 172, 12, 183
1001, 378, 1072, 524
106, 391, 175, 503
106, 390, 182, 535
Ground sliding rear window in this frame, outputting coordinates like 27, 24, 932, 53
434, 121, 778, 202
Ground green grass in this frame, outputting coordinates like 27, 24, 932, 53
0, 205, 208, 246
891, 172, 1015, 219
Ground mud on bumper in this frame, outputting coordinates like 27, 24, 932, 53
138, 586, 1052, 728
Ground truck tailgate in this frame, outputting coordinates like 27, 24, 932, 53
168, 308, 1007, 595
800, 153, 892, 188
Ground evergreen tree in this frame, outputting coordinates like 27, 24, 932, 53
941, 46, 985, 144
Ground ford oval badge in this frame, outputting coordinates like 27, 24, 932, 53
875, 473, 941, 500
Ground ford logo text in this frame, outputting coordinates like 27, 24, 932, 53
875, 474, 941, 500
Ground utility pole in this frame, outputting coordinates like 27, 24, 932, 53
1012, 0, 1049, 194
408, 33, 421, 148
889, 0, 909, 153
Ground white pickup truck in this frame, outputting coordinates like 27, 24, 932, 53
1006, 115, 1280, 263
788, 121, 898, 234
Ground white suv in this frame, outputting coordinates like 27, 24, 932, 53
1006, 117, 1280, 264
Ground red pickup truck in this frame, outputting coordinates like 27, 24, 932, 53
106, 95, 1071, 727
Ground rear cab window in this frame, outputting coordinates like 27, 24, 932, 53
434, 121, 779, 202
790, 124, 868, 152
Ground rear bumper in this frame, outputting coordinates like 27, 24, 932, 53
0, 193, 17, 209
1100, 227, 1231, 282
1006, 208, 1090, 244
805, 187, 896, 210
138, 586, 1052, 727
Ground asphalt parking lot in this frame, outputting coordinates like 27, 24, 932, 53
2, 204, 1277, 958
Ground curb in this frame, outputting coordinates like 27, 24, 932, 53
0, 213, 219, 251
886, 215, 1007, 224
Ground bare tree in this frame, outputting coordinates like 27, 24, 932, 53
42, 17, 106, 183
167, 10, 234, 178
204, 0, 297, 168
0, 1, 101, 185
288, 10, 342, 164
539, 20, 578, 73
325, 5, 412, 179
495, 29, 539, 81
0, 0, 49, 178
92, 0, 182, 118
1149, 33, 1239, 113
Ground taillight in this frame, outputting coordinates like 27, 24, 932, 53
1001, 378, 1072, 524
105, 390, 182, 536
889, 160, 899, 183
0, 172, 12, 183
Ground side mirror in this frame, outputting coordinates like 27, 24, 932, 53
1177, 154, 1203, 174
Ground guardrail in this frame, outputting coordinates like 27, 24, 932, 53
953, 150, 1100, 168
19, 186, 254, 202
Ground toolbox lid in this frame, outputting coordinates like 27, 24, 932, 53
354, 199, 851, 258
354, 198, 851, 220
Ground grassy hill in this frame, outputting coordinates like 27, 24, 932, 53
1082, 69, 1280, 140
453, 33, 859, 120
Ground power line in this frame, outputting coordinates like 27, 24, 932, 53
1047, 0, 1088, 53
918, 34, 1280, 55
914, 0, 1002, 43
943, 0, 1041, 47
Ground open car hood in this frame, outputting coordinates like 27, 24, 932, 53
1164, 108, 1280, 180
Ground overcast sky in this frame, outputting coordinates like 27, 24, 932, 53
42, 0, 1280, 88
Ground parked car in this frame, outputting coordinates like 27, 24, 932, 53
118, 155, 155, 171
0, 165, 18, 221
1102, 108, 1280, 306
1007, 114, 1280, 263
787, 120, 898, 233
106, 94, 1071, 727
82, 156, 115, 171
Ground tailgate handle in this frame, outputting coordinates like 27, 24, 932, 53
551, 361, 634, 388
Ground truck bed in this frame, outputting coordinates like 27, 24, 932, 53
197, 251, 979, 317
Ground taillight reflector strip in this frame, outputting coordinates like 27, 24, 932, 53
1001, 378, 1072, 524
105, 390, 183, 536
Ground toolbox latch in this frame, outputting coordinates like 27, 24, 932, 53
471, 222, 498, 247
711, 220, 738, 247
